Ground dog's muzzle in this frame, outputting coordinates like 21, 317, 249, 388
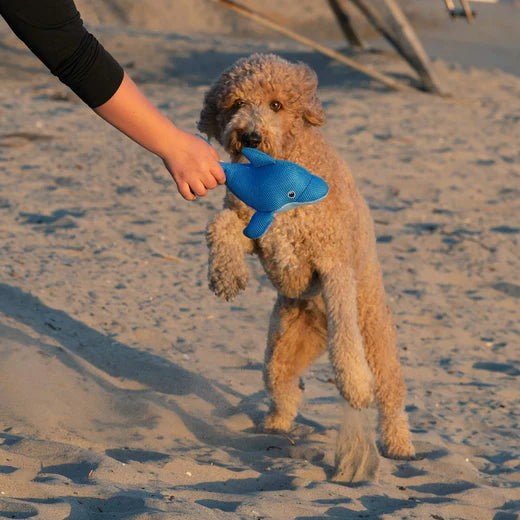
240, 131, 262, 149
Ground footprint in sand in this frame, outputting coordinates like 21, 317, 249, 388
0, 132, 53, 148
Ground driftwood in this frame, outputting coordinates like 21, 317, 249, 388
327, 0, 364, 49
444, 0, 476, 22
348, 0, 446, 95
214, 0, 414, 92
380, 0, 446, 94
214, 0, 446, 95
460, 0, 476, 22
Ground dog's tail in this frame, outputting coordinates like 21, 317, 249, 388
330, 402, 379, 483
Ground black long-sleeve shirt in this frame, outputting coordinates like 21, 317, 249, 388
0, 0, 124, 107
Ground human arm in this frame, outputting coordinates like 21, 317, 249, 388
0, 0, 225, 200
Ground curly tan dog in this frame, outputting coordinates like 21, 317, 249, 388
198, 54, 415, 469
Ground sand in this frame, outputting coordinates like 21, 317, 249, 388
0, 1, 519, 519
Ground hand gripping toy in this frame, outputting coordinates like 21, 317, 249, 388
219, 147, 329, 239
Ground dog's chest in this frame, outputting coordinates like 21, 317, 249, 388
229, 195, 318, 296
255, 220, 317, 298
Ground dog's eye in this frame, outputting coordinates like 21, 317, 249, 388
234, 99, 246, 109
288, 191, 296, 199
270, 101, 282, 112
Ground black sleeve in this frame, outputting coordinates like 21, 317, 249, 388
0, 0, 124, 108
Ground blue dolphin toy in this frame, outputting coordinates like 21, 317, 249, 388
220, 147, 329, 239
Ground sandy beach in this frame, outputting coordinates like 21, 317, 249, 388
0, 1, 519, 518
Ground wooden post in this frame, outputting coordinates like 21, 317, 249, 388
460, 0, 475, 22
327, 0, 364, 49
349, 0, 446, 95
379, 0, 446, 94
348, 0, 403, 52
444, 0, 475, 22
214, 0, 415, 92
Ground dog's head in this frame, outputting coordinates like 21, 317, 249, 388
198, 54, 325, 160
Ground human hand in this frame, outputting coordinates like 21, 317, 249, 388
161, 129, 226, 201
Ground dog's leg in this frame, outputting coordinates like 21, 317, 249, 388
319, 263, 375, 410
263, 296, 327, 432
207, 209, 253, 301
357, 274, 415, 459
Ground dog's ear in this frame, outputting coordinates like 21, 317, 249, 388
197, 85, 221, 139
303, 95, 326, 127
296, 63, 326, 127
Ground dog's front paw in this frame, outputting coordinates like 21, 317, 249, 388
336, 363, 375, 410
208, 261, 249, 301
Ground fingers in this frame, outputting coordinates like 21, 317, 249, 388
190, 180, 209, 198
177, 173, 222, 200
182, 162, 225, 199
212, 163, 226, 185
199, 142, 226, 186
198, 136, 226, 185
177, 181, 197, 201
204, 176, 218, 190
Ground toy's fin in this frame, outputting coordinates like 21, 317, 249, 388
243, 211, 274, 239
241, 148, 276, 168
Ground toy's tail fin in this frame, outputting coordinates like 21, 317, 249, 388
243, 211, 274, 239
220, 162, 240, 187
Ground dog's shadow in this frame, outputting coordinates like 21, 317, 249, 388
0, 283, 225, 408
0, 283, 331, 474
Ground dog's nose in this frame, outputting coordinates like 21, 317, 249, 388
240, 132, 262, 148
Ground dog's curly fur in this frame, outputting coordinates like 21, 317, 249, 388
199, 54, 415, 468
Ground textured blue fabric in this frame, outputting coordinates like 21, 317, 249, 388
244, 211, 274, 238
221, 148, 329, 239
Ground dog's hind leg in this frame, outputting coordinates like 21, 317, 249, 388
357, 271, 415, 459
263, 296, 327, 432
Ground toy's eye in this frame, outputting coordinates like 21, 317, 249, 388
270, 101, 283, 112
234, 99, 246, 109
288, 191, 296, 199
